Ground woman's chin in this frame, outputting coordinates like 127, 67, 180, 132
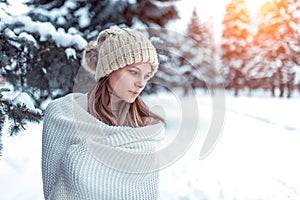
124, 96, 137, 104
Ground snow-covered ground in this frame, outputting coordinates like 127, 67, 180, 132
0, 91, 300, 200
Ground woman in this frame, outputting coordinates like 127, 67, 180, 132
42, 28, 165, 200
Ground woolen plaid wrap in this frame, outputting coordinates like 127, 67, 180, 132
42, 93, 165, 199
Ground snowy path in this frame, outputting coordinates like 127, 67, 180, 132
0, 94, 300, 200
159, 95, 300, 200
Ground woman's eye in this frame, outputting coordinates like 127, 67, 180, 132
145, 74, 151, 80
129, 70, 138, 75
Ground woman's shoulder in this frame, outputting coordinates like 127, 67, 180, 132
46, 93, 86, 109
44, 93, 85, 117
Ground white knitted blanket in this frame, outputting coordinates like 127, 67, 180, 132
42, 93, 165, 200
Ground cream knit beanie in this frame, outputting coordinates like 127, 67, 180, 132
82, 28, 159, 81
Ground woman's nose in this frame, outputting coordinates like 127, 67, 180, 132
135, 77, 146, 88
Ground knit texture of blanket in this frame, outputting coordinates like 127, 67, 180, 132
42, 93, 165, 200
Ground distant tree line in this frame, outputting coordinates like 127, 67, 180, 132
221, 0, 300, 97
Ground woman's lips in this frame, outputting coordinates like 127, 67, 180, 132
129, 90, 139, 95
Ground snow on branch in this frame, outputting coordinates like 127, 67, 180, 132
0, 9, 87, 50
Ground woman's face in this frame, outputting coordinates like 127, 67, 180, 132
108, 62, 153, 103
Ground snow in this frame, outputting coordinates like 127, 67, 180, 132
0, 0, 29, 15
0, 83, 39, 112
2, 28, 17, 38
65, 47, 77, 59
18, 32, 37, 44
74, 7, 90, 28
1, 91, 300, 200
0, 9, 87, 50
32, 0, 77, 21
12, 92, 36, 110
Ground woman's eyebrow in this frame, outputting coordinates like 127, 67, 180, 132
133, 67, 141, 71
133, 66, 152, 74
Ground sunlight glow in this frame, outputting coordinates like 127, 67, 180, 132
245, 0, 270, 16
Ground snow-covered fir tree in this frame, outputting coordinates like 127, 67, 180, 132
221, 0, 252, 96
146, 8, 218, 96
184, 8, 218, 94
247, 0, 300, 97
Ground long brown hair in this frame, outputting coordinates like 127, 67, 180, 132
88, 76, 164, 127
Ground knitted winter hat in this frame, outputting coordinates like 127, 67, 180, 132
82, 28, 159, 81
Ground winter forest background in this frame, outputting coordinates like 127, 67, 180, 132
1, 0, 300, 199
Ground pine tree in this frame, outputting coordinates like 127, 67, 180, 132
185, 8, 217, 94
145, 28, 189, 93
249, 0, 300, 97
1, 0, 179, 109
221, 0, 252, 96
26, 0, 179, 38
143, 8, 218, 96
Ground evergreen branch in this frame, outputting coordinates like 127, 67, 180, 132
0, 89, 43, 157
